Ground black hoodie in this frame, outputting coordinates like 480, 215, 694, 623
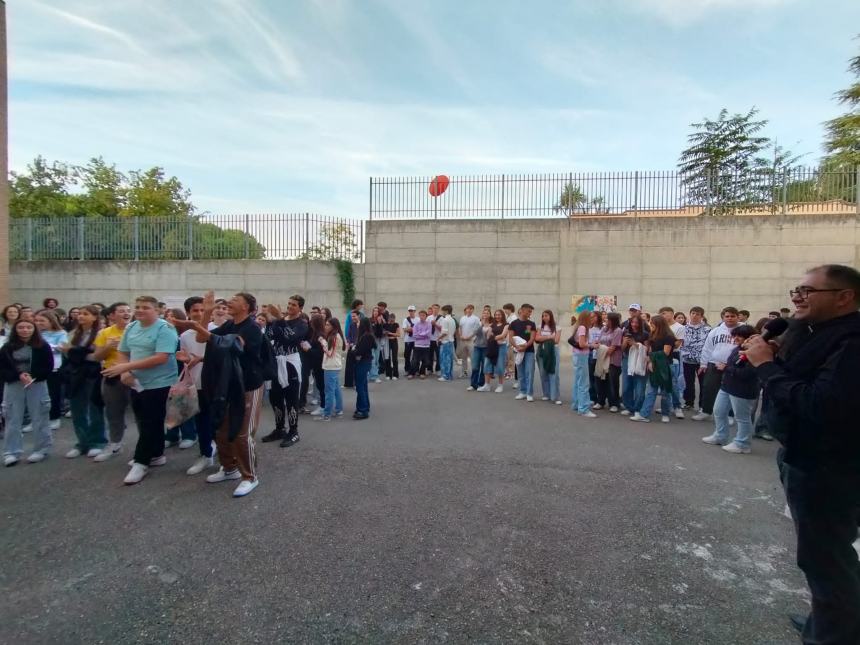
756, 311, 860, 472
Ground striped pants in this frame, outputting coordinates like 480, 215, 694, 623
215, 386, 264, 482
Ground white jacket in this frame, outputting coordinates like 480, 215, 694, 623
700, 323, 737, 367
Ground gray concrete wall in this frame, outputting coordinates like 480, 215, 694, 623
9, 260, 365, 311
363, 214, 860, 320
9, 214, 859, 321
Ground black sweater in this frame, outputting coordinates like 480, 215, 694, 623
756, 312, 860, 472
720, 347, 759, 400
0, 343, 54, 383
354, 334, 376, 363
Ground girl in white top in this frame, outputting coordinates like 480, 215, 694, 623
318, 317, 345, 421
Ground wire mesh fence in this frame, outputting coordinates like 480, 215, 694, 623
369, 167, 860, 219
10, 214, 365, 262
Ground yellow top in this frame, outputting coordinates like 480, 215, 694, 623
94, 325, 125, 369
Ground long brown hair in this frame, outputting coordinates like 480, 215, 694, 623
70, 305, 100, 348
649, 314, 672, 341
325, 317, 345, 349
575, 310, 591, 332
309, 313, 325, 339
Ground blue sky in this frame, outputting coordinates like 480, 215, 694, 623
8, 0, 860, 216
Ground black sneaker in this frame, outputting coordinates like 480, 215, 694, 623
353, 413, 369, 420
261, 429, 286, 443
279, 433, 300, 448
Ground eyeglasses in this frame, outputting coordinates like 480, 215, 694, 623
789, 287, 846, 300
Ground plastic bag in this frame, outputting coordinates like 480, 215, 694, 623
164, 366, 199, 429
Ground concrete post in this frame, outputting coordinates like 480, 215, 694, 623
0, 1, 8, 303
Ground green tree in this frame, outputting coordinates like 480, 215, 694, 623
554, 182, 588, 216
823, 36, 860, 168
9, 156, 78, 218
678, 107, 773, 214
74, 157, 126, 217
122, 167, 194, 218
301, 223, 361, 261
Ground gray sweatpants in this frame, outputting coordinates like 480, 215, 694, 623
101, 377, 131, 444
3, 380, 52, 457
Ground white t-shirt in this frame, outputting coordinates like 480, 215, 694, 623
180, 329, 206, 389
428, 314, 439, 341
402, 317, 417, 344
670, 322, 685, 343
458, 314, 481, 340
438, 315, 456, 344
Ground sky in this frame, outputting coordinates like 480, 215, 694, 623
7, 0, 860, 217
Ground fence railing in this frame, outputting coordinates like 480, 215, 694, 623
10, 214, 365, 262
369, 166, 860, 219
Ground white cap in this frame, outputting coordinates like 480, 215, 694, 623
407, 305, 416, 311
628, 303, 642, 311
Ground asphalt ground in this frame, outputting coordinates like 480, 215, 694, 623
0, 367, 809, 645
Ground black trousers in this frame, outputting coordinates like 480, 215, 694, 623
682, 362, 704, 408
404, 343, 414, 375
384, 339, 399, 378
131, 387, 170, 465
699, 363, 723, 415
413, 347, 431, 376
299, 352, 325, 410
596, 364, 621, 408
430, 341, 439, 372
344, 348, 356, 387
46, 370, 63, 420
588, 357, 598, 402
270, 379, 286, 431
271, 361, 301, 435
780, 450, 860, 644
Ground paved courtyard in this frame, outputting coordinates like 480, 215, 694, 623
1, 371, 808, 644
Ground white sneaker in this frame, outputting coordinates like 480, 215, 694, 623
722, 441, 751, 454
4, 454, 19, 467
661, 415, 670, 424
609, 406, 619, 413
309, 408, 323, 417
555, 400, 563, 405
49, 419, 61, 430
515, 393, 526, 400
375, 378, 382, 384
674, 408, 685, 419
701, 434, 725, 445
64, 410, 72, 418
629, 413, 648, 422
692, 412, 711, 421
494, 385, 503, 393
620, 410, 631, 416
581, 411, 598, 418
93, 443, 122, 462
65, 448, 82, 459
124, 463, 148, 485
178, 439, 196, 450
206, 467, 241, 483
541, 396, 549, 401
592, 404, 602, 410
728, 417, 736, 427
512, 380, 519, 388
466, 386, 475, 391
233, 479, 259, 497
149, 455, 167, 467
21, 424, 32, 434
186, 455, 214, 476
526, 395, 534, 402
27, 451, 46, 464
476, 385, 490, 392
392, 377, 398, 381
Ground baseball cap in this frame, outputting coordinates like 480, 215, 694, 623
628, 303, 642, 311
407, 305, 416, 311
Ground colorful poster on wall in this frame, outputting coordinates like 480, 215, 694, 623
571, 295, 618, 314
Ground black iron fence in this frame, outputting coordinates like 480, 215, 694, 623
369, 167, 860, 219
10, 214, 364, 262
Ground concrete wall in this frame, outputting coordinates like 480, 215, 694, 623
9, 260, 365, 311
363, 214, 860, 320
9, 214, 859, 321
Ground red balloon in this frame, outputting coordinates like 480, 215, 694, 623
429, 175, 449, 197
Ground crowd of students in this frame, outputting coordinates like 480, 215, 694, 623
0, 294, 787, 497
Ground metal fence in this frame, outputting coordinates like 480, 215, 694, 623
10, 214, 365, 262
369, 166, 860, 219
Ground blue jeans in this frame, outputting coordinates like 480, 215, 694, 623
639, 380, 672, 419
622, 356, 646, 413
369, 344, 380, 380
538, 346, 560, 401
323, 370, 343, 417
470, 346, 486, 389
571, 353, 590, 413
354, 360, 371, 416
713, 389, 755, 448
484, 345, 508, 378
518, 352, 535, 396
673, 360, 685, 407
2, 381, 52, 457
69, 377, 107, 452
440, 342, 454, 380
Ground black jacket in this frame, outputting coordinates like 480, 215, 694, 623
756, 312, 860, 472
720, 347, 759, 400
354, 334, 375, 362
202, 334, 245, 441
0, 342, 54, 383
